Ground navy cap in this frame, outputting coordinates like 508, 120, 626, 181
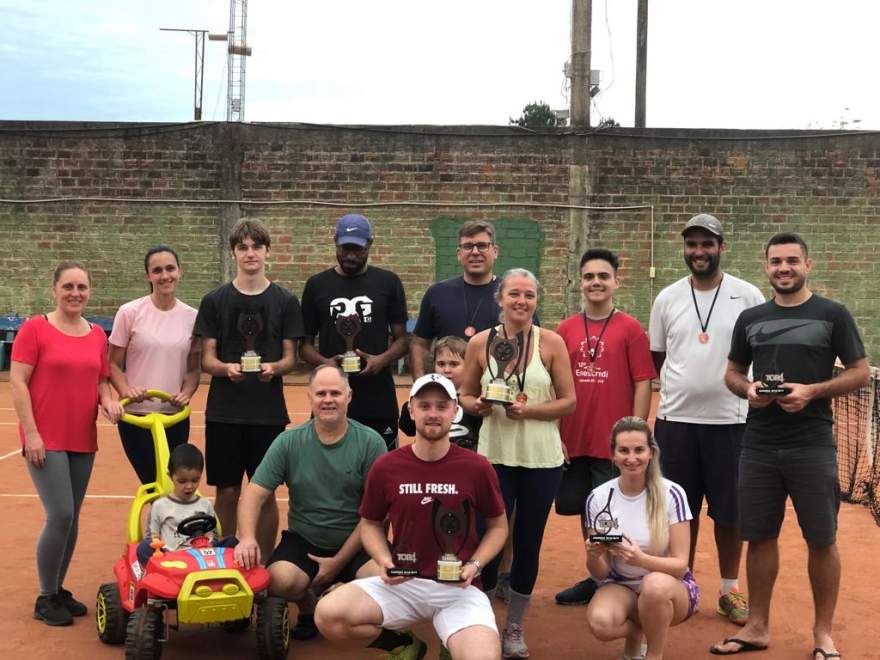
335, 214, 373, 247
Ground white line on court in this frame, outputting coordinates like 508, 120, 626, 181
0, 449, 20, 460
0, 493, 293, 502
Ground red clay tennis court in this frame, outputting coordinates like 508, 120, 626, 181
1, 382, 878, 659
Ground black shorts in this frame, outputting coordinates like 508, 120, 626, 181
267, 530, 371, 583
555, 456, 617, 516
357, 417, 398, 450
654, 419, 743, 527
738, 442, 839, 546
204, 422, 286, 488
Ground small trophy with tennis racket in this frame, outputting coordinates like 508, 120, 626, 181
757, 372, 791, 396
237, 312, 263, 373
386, 549, 421, 578
483, 334, 521, 404
335, 314, 362, 374
433, 499, 471, 582
589, 488, 623, 544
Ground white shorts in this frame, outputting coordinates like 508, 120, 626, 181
353, 577, 499, 645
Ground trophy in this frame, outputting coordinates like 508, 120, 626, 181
589, 488, 623, 544
433, 499, 471, 582
335, 314, 362, 373
483, 333, 522, 405
386, 549, 421, 578
757, 372, 791, 396
237, 312, 264, 373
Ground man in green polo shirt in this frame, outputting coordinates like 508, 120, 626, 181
235, 364, 386, 639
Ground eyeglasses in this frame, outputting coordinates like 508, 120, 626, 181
458, 242, 494, 253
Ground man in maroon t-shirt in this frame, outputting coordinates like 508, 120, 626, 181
554, 248, 656, 607
315, 374, 507, 660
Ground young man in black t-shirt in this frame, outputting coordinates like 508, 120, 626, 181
712, 232, 869, 659
300, 214, 409, 449
194, 218, 304, 561
410, 220, 501, 378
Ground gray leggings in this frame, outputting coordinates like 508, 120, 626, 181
26, 451, 95, 595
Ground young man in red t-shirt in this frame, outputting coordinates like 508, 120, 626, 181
315, 374, 508, 660
554, 248, 656, 606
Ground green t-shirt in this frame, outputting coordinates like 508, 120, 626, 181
251, 418, 386, 548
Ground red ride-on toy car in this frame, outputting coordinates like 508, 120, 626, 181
95, 390, 290, 659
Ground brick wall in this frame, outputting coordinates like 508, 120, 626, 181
1, 122, 878, 360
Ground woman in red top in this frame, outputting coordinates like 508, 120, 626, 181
10, 262, 123, 627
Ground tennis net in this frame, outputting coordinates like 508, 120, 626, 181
834, 364, 880, 525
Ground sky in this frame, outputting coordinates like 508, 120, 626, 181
2, 0, 878, 130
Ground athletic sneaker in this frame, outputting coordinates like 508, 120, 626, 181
717, 587, 749, 626
58, 587, 88, 617
380, 632, 427, 660
496, 572, 511, 603
291, 612, 318, 640
555, 578, 598, 606
502, 623, 530, 658
33, 594, 73, 626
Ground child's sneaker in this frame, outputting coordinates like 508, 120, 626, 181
502, 623, 530, 658
717, 587, 749, 626
33, 594, 73, 626
380, 632, 427, 660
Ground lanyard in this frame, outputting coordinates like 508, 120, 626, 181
502, 324, 532, 396
581, 309, 615, 362
690, 275, 723, 343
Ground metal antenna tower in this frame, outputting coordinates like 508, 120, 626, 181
159, 28, 208, 121
209, 0, 252, 122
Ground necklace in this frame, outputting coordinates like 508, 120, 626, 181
502, 324, 533, 403
462, 278, 492, 338
581, 309, 615, 362
689, 275, 723, 343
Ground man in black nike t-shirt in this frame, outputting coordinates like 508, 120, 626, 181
300, 214, 409, 450
713, 232, 869, 659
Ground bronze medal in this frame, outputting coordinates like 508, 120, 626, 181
698, 332, 709, 344
516, 392, 528, 404
464, 325, 476, 338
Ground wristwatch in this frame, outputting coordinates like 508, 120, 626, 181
465, 559, 482, 576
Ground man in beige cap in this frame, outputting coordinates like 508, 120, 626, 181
648, 214, 764, 626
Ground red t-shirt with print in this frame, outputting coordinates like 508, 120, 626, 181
360, 443, 505, 581
556, 311, 656, 459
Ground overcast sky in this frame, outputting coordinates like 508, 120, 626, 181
2, 0, 877, 129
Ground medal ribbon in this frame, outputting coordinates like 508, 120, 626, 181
581, 309, 615, 363
689, 275, 723, 339
502, 325, 532, 396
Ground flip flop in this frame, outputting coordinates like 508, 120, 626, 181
709, 637, 769, 655
812, 649, 841, 659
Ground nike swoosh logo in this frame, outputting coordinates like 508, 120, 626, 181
729, 296, 741, 299
345, 226, 357, 232
753, 322, 812, 343
420, 497, 433, 505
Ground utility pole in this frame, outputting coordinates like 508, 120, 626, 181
160, 28, 208, 121
635, 0, 648, 127
570, 0, 592, 129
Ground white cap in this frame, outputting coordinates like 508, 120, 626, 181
409, 374, 457, 400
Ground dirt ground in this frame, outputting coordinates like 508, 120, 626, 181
1, 383, 878, 659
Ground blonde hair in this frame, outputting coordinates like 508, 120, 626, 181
494, 268, 541, 323
610, 416, 668, 552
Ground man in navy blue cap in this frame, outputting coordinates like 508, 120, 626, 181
300, 214, 410, 450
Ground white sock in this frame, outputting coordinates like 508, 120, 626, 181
720, 578, 739, 595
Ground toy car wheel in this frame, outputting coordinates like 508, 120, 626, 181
96, 582, 129, 644
125, 607, 164, 660
221, 616, 251, 633
255, 596, 289, 660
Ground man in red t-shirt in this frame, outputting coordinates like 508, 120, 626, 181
554, 248, 656, 606
315, 374, 508, 660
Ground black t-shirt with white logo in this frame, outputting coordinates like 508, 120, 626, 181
301, 267, 408, 421
729, 294, 865, 447
194, 282, 305, 425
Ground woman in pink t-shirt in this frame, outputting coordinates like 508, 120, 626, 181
10, 262, 123, 627
109, 245, 200, 484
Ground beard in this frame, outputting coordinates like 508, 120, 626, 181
685, 253, 721, 280
769, 274, 805, 295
